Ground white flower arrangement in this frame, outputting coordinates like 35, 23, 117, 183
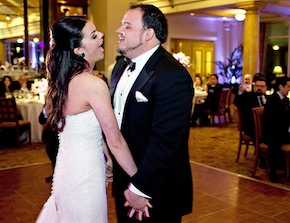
173, 52, 191, 68
31, 78, 48, 95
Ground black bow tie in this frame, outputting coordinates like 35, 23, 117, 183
123, 57, 136, 72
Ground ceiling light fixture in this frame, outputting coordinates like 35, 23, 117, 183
17, 38, 24, 43
235, 13, 246, 21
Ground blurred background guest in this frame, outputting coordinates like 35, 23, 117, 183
262, 76, 290, 183
15, 75, 30, 93
234, 75, 268, 139
191, 74, 222, 126
234, 75, 268, 169
0, 75, 17, 97
194, 75, 207, 92
236, 73, 253, 94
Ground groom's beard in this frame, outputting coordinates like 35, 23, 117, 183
117, 42, 143, 56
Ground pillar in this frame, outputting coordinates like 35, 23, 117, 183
88, 0, 132, 72
0, 40, 5, 65
238, 1, 267, 77
288, 22, 290, 77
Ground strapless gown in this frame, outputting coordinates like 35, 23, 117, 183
36, 109, 108, 223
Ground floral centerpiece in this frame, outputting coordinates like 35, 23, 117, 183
173, 52, 191, 68
30, 78, 48, 103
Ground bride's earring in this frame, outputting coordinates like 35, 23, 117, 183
80, 52, 85, 57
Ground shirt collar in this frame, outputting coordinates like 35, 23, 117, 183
277, 91, 284, 100
131, 45, 160, 69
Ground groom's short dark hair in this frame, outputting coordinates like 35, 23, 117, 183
129, 3, 168, 44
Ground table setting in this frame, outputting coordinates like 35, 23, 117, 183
11, 78, 48, 142
191, 90, 208, 113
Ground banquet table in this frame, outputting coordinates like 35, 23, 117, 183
191, 90, 208, 114
16, 99, 44, 143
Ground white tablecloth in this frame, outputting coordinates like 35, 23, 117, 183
191, 90, 208, 114
16, 100, 44, 143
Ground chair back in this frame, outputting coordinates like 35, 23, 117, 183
218, 88, 230, 110
0, 97, 19, 124
252, 106, 264, 148
225, 88, 233, 109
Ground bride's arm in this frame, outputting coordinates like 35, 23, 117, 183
86, 77, 137, 177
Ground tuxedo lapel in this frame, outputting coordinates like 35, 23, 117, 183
110, 59, 126, 99
126, 46, 164, 101
111, 46, 164, 103
128, 69, 154, 98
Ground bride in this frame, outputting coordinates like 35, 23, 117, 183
36, 16, 138, 222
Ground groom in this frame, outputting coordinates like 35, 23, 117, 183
110, 4, 193, 223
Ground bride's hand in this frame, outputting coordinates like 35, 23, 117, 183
105, 157, 113, 185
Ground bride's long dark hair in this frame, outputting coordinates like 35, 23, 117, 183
46, 15, 89, 132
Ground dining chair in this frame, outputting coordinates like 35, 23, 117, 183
251, 106, 268, 177
225, 88, 234, 124
235, 109, 254, 163
207, 88, 230, 127
0, 97, 31, 147
281, 144, 290, 181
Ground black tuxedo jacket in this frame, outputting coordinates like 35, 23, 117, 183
204, 84, 222, 112
110, 46, 193, 216
262, 92, 290, 146
234, 91, 267, 138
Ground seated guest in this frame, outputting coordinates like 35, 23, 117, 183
262, 76, 290, 182
237, 73, 253, 94
15, 75, 30, 93
194, 75, 207, 92
234, 75, 268, 168
234, 75, 268, 140
0, 75, 17, 97
191, 74, 222, 126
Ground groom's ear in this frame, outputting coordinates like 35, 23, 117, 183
144, 28, 154, 41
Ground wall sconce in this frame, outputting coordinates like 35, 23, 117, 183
6, 15, 11, 21
273, 65, 283, 74
60, 6, 70, 15
272, 45, 280, 50
235, 13, 246, 21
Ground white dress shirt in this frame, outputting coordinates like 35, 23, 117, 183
113, 45, 159, 128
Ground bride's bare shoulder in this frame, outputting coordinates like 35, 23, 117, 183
71, 72, 101, 84
71, 72, 107, 92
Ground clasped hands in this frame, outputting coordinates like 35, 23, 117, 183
124, 189, 153, 221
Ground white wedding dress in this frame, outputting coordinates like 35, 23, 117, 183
36, 109, 108, 223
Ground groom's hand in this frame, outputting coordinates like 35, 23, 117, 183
124, 189, 152, 220
124, 189, 148, 210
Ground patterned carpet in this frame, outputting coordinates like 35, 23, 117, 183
189, 121, 290, 190
0, 143, 49, 170
1, 118, 290, 190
